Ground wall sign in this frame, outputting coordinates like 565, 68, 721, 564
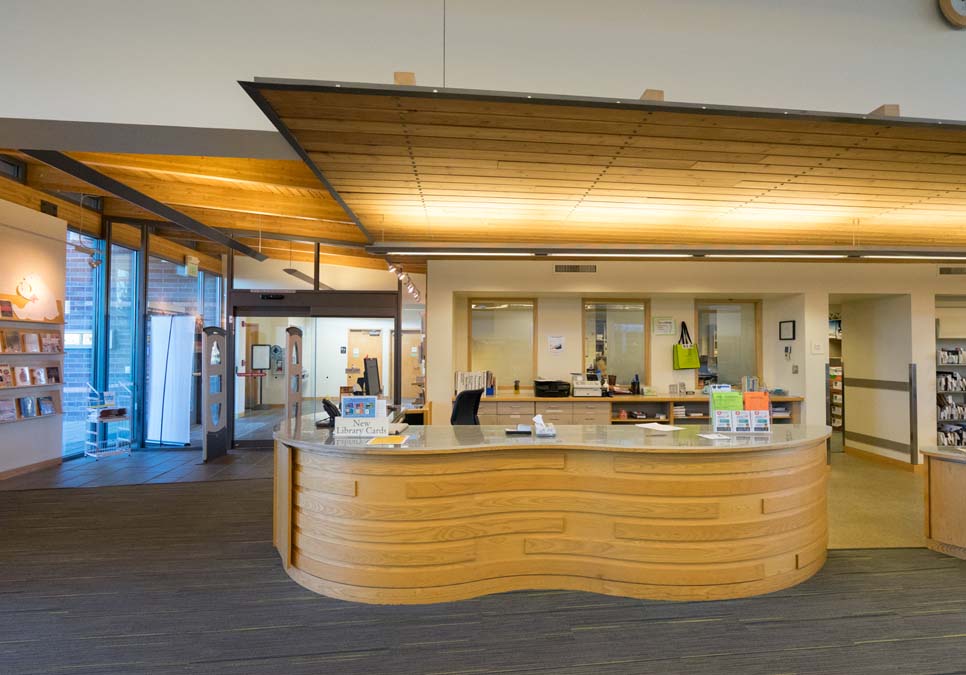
652, 317, 675, 335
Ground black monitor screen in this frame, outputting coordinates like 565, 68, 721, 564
363, 357, 381, 396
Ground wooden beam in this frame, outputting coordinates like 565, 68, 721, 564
394, 72, 416, 85
640, 89, 665, 102
68, 152, 323, 190
93, 170, 348, 222
0, 174, 102, 236
102, 199, 365, 243
20, 150, 267, 260
111, 221, 222, 273
869, 104, 900, 117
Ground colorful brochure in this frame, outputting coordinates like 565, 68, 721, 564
713, 410, 735, 433
732, 410, 752, 433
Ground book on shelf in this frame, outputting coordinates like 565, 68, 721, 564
13, 366, 30, 387
30, 367, 46, 385
21, 332, 40, 353
44, 366, 60, 384
0, 364, 12, 388
0, 398, 16, 421
2, 330, 22, 353
37, 396, 56, 416
40, 332, 61, 353
17, 396, 36, 418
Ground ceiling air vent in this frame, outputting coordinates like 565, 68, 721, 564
554, 264, 597, 273
940, 267, 966, 275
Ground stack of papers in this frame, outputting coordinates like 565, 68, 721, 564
636, 422, 684, 432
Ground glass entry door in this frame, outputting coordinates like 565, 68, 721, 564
232, 315, 395, 447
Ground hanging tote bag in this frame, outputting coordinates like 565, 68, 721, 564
673, 321, 700, 370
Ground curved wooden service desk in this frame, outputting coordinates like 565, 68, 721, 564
274, 424, 831, 605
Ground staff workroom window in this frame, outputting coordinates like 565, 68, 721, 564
583, 300, 648, 385
695, 301, 761, 387
469, 300, 535, 390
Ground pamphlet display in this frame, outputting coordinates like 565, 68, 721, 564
713, 410, 735, 433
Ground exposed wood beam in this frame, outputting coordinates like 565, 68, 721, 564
869, 104, 900, 117
93, 170, 348, 222
68, 152, 323, 190
103, 200, 365, 243
20, 149, 267, 261
0, 174, 102, 236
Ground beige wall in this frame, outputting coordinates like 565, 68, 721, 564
841, 296, 913, 462
427, 260, 955, 462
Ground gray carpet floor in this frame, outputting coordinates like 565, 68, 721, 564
3, 479, 966, 675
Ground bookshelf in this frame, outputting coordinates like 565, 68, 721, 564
937, 337, 966, 446
0, 318, 64, 425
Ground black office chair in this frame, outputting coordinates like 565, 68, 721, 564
451, 388, 484, 425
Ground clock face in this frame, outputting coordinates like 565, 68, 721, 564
941, 0, 966, 26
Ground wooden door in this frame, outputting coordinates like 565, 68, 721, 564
346, 329, 384, 391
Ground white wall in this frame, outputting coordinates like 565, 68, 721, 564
841, 296, 913, 461
427, 260, 958, 460
3, 1, 966, 131
0, 199, 66, 475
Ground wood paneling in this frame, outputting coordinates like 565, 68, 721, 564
275, 437, 828, 604
248, 84, 966, 247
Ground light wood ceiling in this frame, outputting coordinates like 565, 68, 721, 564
3, 150, 389, 268
246, 82, 966, 248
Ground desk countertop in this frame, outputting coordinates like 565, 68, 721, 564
922, 446, 966, 463
463, 393, 805, 403
276, 423, 830, 456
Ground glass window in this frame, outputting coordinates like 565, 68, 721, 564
200, 271, 223, 328
62, 232, 102, 457
469, 300, 534, 390
583, 301, 647, 385
696, 301, 760, 387
146, 256, 201, 446
107, 244, 138, 447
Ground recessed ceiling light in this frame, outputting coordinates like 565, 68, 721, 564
862, 255, 966, 260
386, 251, 536, 256
704, 254, 848, 259
546, 253, 692, 258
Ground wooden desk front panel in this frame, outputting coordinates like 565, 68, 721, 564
926, 455, 966, 560
279, 441, 829, 604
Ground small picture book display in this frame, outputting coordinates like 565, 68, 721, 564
0, 364, 60, 387
711, 390, 773, 434
0, 394, 58, 422
0, 330, 61, 353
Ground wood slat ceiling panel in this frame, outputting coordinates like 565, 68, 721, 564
250, 84, 966, 246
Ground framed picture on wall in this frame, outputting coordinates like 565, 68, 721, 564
779, 320, 796, 341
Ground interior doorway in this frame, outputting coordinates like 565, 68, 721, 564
825, 293, 924, 549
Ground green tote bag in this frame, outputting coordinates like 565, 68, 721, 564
673, 321, 700, 370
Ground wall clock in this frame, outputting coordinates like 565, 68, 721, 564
940, 0, 966, 28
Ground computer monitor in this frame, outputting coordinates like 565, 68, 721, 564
363, 357, 381, 396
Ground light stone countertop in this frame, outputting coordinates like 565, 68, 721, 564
276, 423, 831, 456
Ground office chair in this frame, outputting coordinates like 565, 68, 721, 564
451, 388, 484, 425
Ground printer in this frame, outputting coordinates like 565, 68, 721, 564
534, 379, 571, 397
571, 372, 604, 397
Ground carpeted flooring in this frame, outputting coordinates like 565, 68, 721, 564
2, 479, 966, 675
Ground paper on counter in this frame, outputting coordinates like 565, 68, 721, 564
698, 433, 731, 440
366, 435, 409, 446
636, 422, 684, 431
